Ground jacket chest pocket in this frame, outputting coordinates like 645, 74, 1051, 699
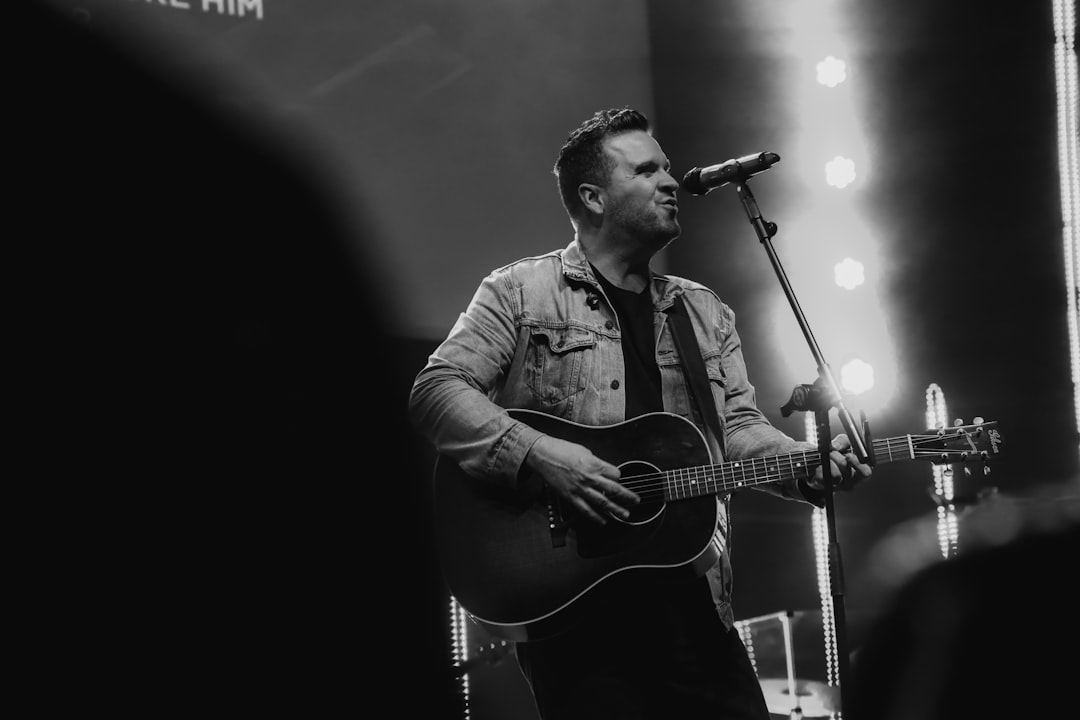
523, 325, 595, 415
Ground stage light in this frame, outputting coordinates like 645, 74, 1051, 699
925, 383, 958, 558
824, 155, 856, 188
1053, 0, 1079, 460
839, 358, 874, 395
801, 415, 841, 694
735, 620, 758, 676
449, 596, 474, 718
773, 0, 895, 423
833, 257, 864, 289
816, 55, 847, 87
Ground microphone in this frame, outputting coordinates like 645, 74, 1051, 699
681, 151, 781, 195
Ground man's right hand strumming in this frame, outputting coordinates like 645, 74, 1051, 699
525, 435, 640, 524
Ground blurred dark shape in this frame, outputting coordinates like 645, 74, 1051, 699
14, 2, 458, 716
845, 487, 1080, 719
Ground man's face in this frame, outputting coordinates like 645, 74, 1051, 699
601, 130, 681, 243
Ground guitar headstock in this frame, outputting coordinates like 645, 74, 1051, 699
919, 417, 1004, 467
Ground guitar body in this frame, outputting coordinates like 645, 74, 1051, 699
434, 409, 720, 641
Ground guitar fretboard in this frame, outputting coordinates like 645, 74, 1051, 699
648, 434, 934, 500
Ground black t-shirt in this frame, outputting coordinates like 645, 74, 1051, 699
592, 267, 664, 419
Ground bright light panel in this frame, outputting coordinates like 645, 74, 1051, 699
770, 1, 897, 417
1053, 0, 1080, 464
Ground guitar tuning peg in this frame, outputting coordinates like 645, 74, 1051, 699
964, 466, 973, 477
983, 464, 991, 476
953, 418, 964, 426
973, 416, 984, 425
943, 465, 953, 478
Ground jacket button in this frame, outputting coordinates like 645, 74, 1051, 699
587, 295, 600, 309
610, 379, 620, 390
556, 340, 565, 348
605, 320, 614, 330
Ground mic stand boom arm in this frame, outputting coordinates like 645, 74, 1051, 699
732, 178, 871, 711
735, 180, 870, 463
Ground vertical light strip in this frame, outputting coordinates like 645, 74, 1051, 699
1053, 0, 1080, 463
450, 596, 471, 719
735, 619, 758, 677
925, 383, 958, 558
811, 507, 839, 687
803, 412, 819, 448
804, 413, 839, 716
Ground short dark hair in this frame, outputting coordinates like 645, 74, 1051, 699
553, 107, 651, 222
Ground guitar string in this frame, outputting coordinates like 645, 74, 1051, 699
614, 432, 993, 499
617, 442, 990, 499
615, 441, 987, 493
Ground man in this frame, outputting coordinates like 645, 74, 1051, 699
408, 107, 872, 720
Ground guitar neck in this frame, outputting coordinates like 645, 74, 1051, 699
657, 435, 916, 500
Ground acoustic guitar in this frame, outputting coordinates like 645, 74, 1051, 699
434, 409, 1003, 641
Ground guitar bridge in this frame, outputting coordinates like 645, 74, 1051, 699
545, 484, 568, 548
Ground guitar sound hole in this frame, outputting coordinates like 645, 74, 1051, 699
613, 460, 665, 526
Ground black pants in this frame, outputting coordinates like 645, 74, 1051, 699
514, 577, 770, 720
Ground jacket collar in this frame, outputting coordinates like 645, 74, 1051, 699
559, 236, 683, 311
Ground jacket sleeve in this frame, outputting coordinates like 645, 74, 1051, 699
407, 268, 544, 489
716, 319, 824, 507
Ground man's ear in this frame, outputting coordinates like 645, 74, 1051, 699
578, 183, 604, 216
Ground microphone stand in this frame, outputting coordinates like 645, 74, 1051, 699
731, 177, 872, 714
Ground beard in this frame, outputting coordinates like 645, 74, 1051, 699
608, 196, 681, 245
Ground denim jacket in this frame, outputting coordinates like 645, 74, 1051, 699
409, 238, 820, 629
